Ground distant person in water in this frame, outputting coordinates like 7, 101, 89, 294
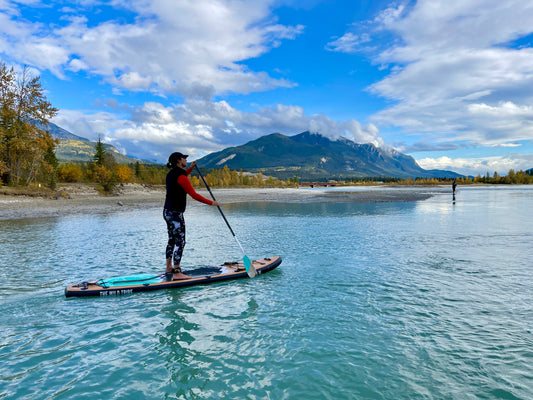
452, 179, 457, 201
164, 152, 220, 280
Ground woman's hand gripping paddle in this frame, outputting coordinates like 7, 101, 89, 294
195, 165, 256, 278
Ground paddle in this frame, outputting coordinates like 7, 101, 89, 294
195, 165, 256, 278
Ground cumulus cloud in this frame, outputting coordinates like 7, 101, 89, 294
53, 99, 384, 163
52, 109, 125, 142
417, 153, 533, 176
0, 0, 303, 97
332, 0, 533, 149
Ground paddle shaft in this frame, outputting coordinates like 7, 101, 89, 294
195, 166, 235, 233
194, 165, 255, 277
194, 165, 247, 256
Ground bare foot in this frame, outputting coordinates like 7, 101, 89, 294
172, 272, 192, 280
165, 260, 173, 274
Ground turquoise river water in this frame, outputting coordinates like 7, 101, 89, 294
1, 186, 532, 399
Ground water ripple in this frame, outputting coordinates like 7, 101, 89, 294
1, 188, 533, 399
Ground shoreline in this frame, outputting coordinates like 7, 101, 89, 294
0, 183, 440, 221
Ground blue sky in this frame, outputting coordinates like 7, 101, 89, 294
2, 0, 533, 176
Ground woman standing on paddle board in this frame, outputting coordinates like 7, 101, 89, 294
164, 152, 220, 280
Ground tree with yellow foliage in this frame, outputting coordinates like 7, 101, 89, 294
58, 163, 83, 182
0, 63, 58, 186
115, 164, 132, 183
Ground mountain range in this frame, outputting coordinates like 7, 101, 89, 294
46, 121, 462, 180
197, 131, 462, 180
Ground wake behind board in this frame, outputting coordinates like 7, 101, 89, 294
65, 256, 282, 297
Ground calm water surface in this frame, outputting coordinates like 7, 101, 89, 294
1, 186, 532, 399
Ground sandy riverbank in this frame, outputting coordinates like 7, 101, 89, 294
0, 183, 439, 220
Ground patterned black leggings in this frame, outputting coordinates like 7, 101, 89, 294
163, 209, 186, 266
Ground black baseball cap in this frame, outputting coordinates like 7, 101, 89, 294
167, 152, 189, 168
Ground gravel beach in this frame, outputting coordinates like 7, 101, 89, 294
0, 183, 438, 220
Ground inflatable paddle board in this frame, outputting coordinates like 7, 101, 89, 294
65, 256, 282, 297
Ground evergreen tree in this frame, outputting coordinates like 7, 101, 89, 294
89, 135, 119, 192
93, 136, 105, 166
43, 142, 59, 189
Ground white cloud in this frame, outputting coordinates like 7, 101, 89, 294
0, 0, 304, 97
385, 1, 533, 55
374, 4, 405, 26
53, 99, 385, 162
52, 109, 126, 142
67, 58, 88, 72
112, 71, 152, 91
326, 32, 371, 53
417, 153, 533, 176
332, 0, 533, 149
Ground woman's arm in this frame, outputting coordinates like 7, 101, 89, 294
177, 175, 214, 205
185, 161, 197, 176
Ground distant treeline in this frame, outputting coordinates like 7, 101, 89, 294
57, 158, 533, 190
191, 165, 297, 188
466, 170, 533, 184
300, 170, 533, 186
384, 170, 533, 185
57, 159, 298, 190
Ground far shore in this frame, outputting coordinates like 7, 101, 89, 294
0, 183, 442, 221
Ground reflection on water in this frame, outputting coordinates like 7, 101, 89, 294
224, 199, 418, 218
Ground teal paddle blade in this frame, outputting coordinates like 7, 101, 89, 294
243, 255, 256, 278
